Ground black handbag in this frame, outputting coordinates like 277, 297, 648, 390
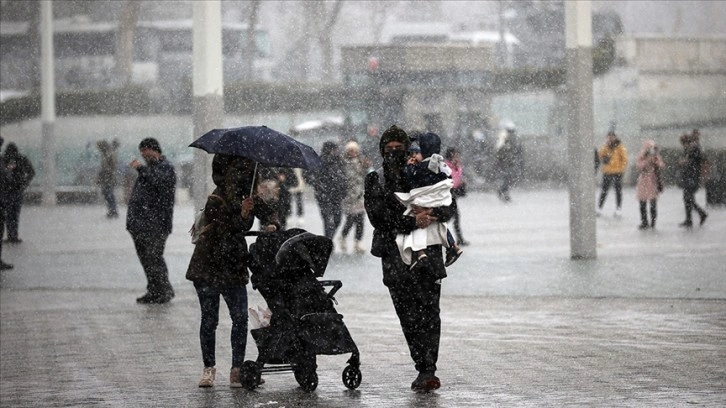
654, 166, 664, 192
452, 183, 467, 198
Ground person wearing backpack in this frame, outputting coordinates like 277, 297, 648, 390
186, 154, 280, 388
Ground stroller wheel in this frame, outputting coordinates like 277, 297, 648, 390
342, 365, 362, 389
294, 368, 318, 392
240, 360, 261, 390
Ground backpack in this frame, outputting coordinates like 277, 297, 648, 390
189, 194, 223, 244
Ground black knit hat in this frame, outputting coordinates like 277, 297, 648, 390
378, 125, 410, 156
138, 137, 162, 154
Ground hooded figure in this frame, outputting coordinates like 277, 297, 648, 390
635, 140, 665, 229
186, 154, 280, 388
310, 141, 347, 239
404, 132, 450, 189
2, 142, 35, 243
0, 137, 13, 269
363, 124, 456, 392
187, 154, 278, 287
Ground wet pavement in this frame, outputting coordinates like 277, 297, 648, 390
1, 187, 725, 407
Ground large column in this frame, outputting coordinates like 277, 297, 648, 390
192, 1, 224, 210
40, 0, 57, 206
565, 0, 596, 259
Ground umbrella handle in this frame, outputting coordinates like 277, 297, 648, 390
249, 162, 258, 198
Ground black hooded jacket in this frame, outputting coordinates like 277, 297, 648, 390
2, 143, 35, 195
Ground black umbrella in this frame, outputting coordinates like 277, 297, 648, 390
190, 125, 321, 170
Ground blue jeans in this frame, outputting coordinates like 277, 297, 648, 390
194, 283, 248, 368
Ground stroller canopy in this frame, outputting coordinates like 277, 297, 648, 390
275, 231, 333, 277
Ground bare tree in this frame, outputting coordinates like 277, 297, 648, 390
302, 0, 344, 81
317, 0, 344, 79
369, 1, 396, 44
244, 0, 261, 82
114, 0, 141, 86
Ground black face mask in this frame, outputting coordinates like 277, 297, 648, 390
383, 150, 407, 169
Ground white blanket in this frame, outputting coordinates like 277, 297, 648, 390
394, 179, 454, 265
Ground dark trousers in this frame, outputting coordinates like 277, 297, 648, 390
194, 283, 248, 368
639, 200, 657, 227
0, 202, 5, 260
683, 188, 706, 222
130, 231, 174, 299
383, 255, 442, 374
294, 192, 304, 217
598, 174, 623, 209
319, 201, 342, 239
100, 184, 118, 216
4, 194, 23, 240
450, 205, 464, 243
341, 212, 364, 241
498, 171, 512, 197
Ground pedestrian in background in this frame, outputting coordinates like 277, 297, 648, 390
494, 126, 520, 202
445, 147, 469, 246
597, 131, 628, 217
364, 125, 455, 392
288, 168, 307, 227
339, 140, 369, 254
310, 141, 347, 240
186, 154, 279, 388
0, 137, 13, 270
96, 139, 120, 218
2, 142, 35, 243
256, 167, 296, 230
126, 138, 176, 304
397, 132, 463, 269
635, 140, 665, 229
678, 132, 708, 227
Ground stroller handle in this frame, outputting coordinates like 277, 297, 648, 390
319, 280, 342, 299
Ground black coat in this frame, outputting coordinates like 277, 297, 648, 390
186, 188, 278, 288
0, 156, 10, 207
311, 154, 347, 206
126, 157, 176, 236
364, 167, 455, 286
681, 145, 704, 192
3, 153, 35, 195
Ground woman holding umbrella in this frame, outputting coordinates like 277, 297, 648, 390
186, 154, 280, 388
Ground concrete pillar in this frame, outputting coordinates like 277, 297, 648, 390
565, 0, 597, 259
192, 1, 224, 210
40, 0, 56, 206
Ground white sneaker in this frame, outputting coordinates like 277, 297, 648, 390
596, 208, 603, 217
338, 236, 348, 253
354, 240, 366, 254
199, 367, 216, 387
614, 208, 622, 217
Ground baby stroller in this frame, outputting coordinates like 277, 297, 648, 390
240, 228, 362, 391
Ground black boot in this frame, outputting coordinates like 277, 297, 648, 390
639, 201, 649, 229
699, 212, 708, 226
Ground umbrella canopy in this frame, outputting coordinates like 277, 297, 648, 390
190, 126, 321, 170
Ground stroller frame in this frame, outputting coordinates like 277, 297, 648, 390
240, 230, 362, 392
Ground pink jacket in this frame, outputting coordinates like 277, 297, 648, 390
445, 160, 463, 189
635, 140, 665, 201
